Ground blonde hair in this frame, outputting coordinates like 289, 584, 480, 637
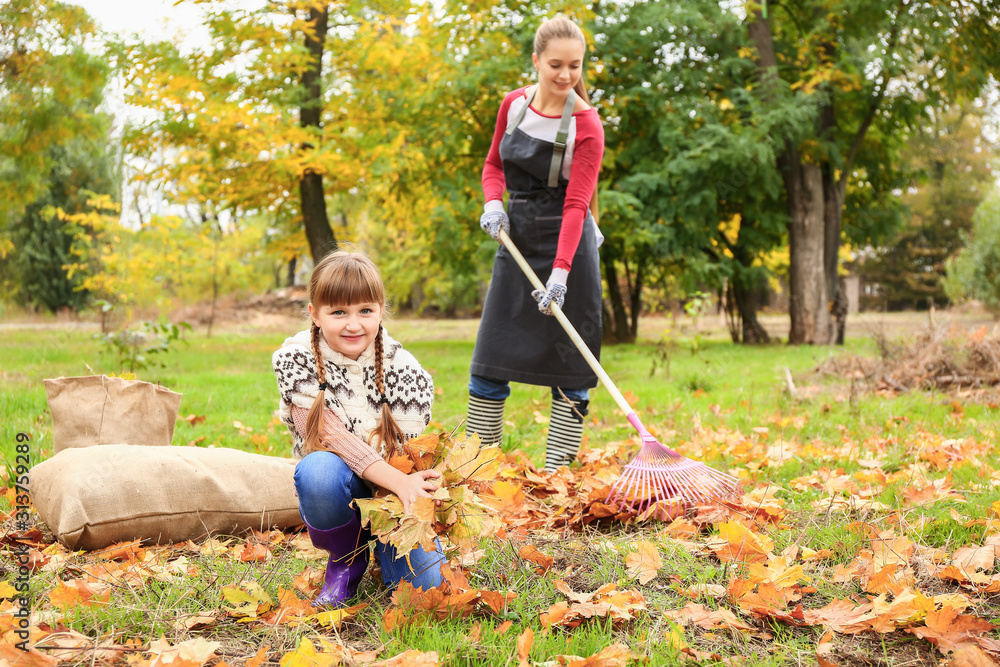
534, 15, 589, 103
304, 250, 406, 456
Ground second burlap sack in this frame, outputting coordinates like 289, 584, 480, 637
30, 445, 301, 551
44, 375, 182, 453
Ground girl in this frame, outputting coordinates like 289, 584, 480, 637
468, 15, 605, 472
272, 250, 444, 607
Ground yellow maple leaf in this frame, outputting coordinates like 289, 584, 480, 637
625, 540, 663, 585
388, 497, 439, 556
309, 603, 367, 630
439, 434, 501, 484
221, 580, 273, 619
278, 638, 341, 667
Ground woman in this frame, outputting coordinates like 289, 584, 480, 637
467, 15, 605, 472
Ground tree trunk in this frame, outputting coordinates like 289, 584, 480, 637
824, 173, 848, 344
786, 161, 830, 343
749, 8, 829, 344
730, 278, 771, 345
299, 5, 336, 262
602, 253, 634, 343
816, 18, 846, 346
629, 257, 645, 340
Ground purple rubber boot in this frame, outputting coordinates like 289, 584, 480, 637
306, 514, 371, 607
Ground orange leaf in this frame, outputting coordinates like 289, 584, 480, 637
484, 480, 525, 511
539, 601, 574, 629
664, 602, 753, 632
239, 543, 272, 562
48, 579, 110, 609
388, 452, 415, 474
906, 606, 995, 653
561, 643, 637, 667
816, 631, 837, 667
370, 649, 440, 667
516, 627, 533, 666
518, 544, 553, 573
0, 641, 58, 667
292, 566, 323, 596
479, 589, 516, 615
243, 644, 271, 667
403, 433, 440, 471
496, 620, 513, 635
948, 646, 998, 666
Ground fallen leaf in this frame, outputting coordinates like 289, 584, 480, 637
816, 631, 837, 667
906, 606, 996, 653
278, 638, 341, 667
948, 646, 998, 666
559, 643, 637, 667
664, 602, 754, 632
517, 627, 533, 667
0, 640, 58, 667
370, 649, 440, 667
625, 539, 662, 585
148, 636, 221, 667
221, 580, 273, 619
245, 645, 270, 667
239, 543, 272, 563
173, 612, 217, 633
518, 544, 554, 573
48, 579, 110, 609
309, 603, 367, 630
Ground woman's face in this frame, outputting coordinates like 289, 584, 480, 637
532, 37, 585, 100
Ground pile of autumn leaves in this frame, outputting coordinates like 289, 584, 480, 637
4, 425, 1000, 665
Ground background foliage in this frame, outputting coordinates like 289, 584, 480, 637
1, 0, 998, 334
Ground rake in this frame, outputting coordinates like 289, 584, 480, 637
498, 230, 742, 519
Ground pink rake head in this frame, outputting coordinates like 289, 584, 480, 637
605, 413, 742, 520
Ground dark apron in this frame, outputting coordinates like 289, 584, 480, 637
470, 89, 602, 389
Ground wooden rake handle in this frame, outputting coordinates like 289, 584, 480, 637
497, 229, 639, 422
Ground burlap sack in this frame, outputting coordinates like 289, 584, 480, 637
44, 376, 182, 453
29, 445, 301, 550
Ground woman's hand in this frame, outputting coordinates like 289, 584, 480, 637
361, 460, 442, 513
480, 200, 509, 241
532, 267, 569, 315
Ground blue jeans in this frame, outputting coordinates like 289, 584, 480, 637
294, 451, 445, 591
468, 374, 590, 402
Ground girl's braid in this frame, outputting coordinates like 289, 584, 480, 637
371, 325, 406, 453
303, 323, 328, 454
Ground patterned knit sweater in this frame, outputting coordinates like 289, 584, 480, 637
272, 329, 433, 466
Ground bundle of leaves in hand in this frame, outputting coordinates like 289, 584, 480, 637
354, 432, 501, 559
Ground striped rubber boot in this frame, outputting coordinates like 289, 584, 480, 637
466, 395, 505, 446
545, 398, 589, 471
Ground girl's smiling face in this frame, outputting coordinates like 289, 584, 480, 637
308, 301, 382, 360
532, 37, 585, 101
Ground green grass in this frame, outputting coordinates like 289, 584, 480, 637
2, 316, 999, 665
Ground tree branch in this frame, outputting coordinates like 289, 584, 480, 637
841, 0, 907, 183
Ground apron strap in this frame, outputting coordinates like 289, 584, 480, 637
548, 89, 577, 187
505, 86, 537, 136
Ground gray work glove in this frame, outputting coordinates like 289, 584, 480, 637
532, 267, 568, 316
480, 200, 510, 241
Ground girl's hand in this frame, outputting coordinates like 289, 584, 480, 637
394, 469, 442, 513
361, 460, 443, 513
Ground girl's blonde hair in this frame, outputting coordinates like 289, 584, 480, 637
304, 250, 406, 456
534, 15, 589, 103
